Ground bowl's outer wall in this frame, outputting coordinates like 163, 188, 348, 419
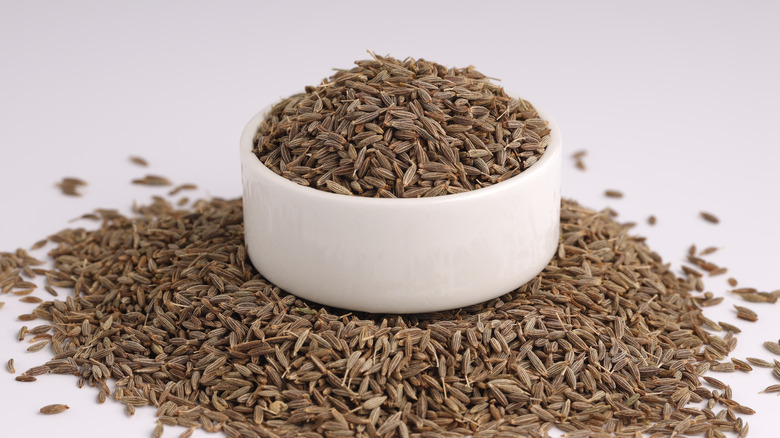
241, 106, 562, 313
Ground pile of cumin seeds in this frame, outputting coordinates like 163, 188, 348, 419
253, 54, 550, 198
4, 197, 756, 438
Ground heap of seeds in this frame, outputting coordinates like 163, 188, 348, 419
252, 54, 550, 198
2, 197, 760, 438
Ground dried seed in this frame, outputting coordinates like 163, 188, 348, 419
132, 175, 172, 186
7, 358, 15, 374
40, 404, 69, 415
734, 305, 758, 322
764, 341, 780, 355
718, 321, 741, 334
168, 184, 197, 196
746, 357, 774, 368
604, 189, 623, 198
129, 156, 149, 167
761, 384, 780, 394
700, 211, 720, 224
27, 340, 49, 352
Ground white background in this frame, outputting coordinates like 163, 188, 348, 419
1, 1, 779, 436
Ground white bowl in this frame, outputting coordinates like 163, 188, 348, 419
240, 104, 562, 313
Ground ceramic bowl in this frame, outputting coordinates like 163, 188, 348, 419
240, 103, 561, 313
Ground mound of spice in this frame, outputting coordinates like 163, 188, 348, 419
253, 54, 550, 198
3, 197, 756, 438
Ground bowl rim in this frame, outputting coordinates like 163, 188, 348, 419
240, 99, 561, 207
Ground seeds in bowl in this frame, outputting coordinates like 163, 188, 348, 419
253, 53, 550, 198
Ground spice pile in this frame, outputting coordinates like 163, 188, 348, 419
3, 196, 770, 437
253, 54, 550, 198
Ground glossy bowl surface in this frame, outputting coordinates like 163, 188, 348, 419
240, 104, 562, 313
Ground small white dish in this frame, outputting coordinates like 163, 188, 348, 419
240, 103, 562, 313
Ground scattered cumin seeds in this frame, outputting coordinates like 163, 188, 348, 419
734, 305, 758, 322
648, 215, 657, 225
604, 189, 623, 198
44, 286, 58, 297
728, 277, 738, 287
700, 211, 720, 224
15, 375, 36, 382
7, 358, 15, 374
1, 197, 759, 436
20, 296, 43, 304
746, 357, 774, 368
132, 175, 172, 186
764, 341, 780, 355
129, 155, 149, 167
40, 404, 69, 415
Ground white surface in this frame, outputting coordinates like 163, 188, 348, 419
0, 1, 778, 437
241, 106, 561, 313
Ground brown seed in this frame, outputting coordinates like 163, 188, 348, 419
15, 375, 36, 382
7, 358, 15, 374
27, 340, 49, 352
710, 362, 736, 372
761, 384, 780, 393
31, 239, 48, 250
731, 358, 752, 372
746, 357, 774, 368
168, 184, 197, 196
40, 404, 69, 415
129, 156, 149, 167
727, 277, 738, 287
700, 211, 720, 224
20, 296, 43, 304
132, 175, 172, 186
734, 305, 758, 322
647, 215, 656, 225
604, 189, 623, 198
718, 321, 741, 334
700, 246, 719, 255
763, 341, 780, 355
55, 177, 87, 197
